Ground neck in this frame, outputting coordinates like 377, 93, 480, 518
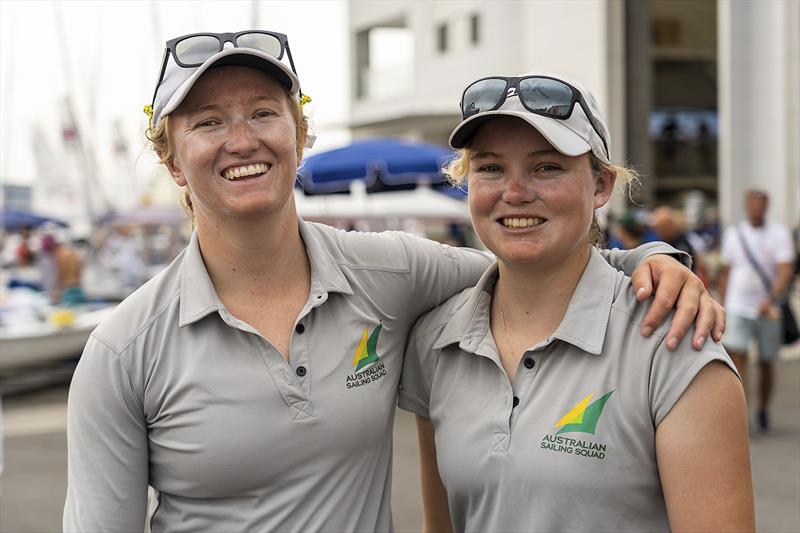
495, 245, 591, 345
194, 208, 310, 300
748, 217, 765, 228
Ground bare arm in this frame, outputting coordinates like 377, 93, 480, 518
656, 362, 755, 532
416, 416, 454, 533
772, 261, 795, 300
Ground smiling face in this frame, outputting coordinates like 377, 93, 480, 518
467, 116, 615, 269
165, 66, 300, 225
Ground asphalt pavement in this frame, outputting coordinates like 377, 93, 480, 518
1, 356, 798, 533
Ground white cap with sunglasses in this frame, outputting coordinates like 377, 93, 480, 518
148, 30, 302, 130
449, 71, 611, 164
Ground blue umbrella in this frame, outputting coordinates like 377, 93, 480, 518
1, 209, 69, 231
298, 138, 458, 194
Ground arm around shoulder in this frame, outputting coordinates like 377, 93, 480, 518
63, 336, 149, 532
655, 361, 755, 532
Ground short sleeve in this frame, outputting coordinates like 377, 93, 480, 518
398, 318, 440, 420
63, 335, 149, 533
720, 226, 736, 264
773, 225, 795, 263
649, 333, 740, 427
397, 233, 490, 317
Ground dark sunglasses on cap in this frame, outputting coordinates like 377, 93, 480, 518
460, 75, 609, 158
150, 30, 303, 105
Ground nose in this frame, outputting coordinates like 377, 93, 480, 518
501, 174, 536, 205
224, 119, 259, 155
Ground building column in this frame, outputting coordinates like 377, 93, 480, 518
625, 0, 654, 206
718, 0, 800, 226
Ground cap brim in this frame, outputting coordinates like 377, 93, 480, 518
449, 110, 591, 156
159, 47, 300, 122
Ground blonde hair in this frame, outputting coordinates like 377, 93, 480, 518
146, 90, 309, 218
443, 147, 640, 247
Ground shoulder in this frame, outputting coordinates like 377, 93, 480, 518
91, 250, 184, 355
607, 274, 672, 337
409, 286, 474, 346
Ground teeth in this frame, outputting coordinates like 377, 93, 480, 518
501, 217, 545, 228
223, 163, 269, 180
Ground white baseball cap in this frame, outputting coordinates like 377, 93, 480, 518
149, 33, 301, 129
449, 71, 611, 164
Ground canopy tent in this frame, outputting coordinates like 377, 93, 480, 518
298, 138, 459, 195
101, 206, 187, 227
295, 181, 469, 225
1, 209, 69, 231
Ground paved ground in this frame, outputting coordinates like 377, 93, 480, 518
1, 356, 798, 532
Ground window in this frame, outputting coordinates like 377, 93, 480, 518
436, 23, 448, 53
470, 14, 480, 45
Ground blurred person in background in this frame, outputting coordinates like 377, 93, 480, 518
63, 30, 723, 532
401, 72, 752, 532
650, 205, 705, 279
39, 234, 85, 306
719, 190, 795, 432
607, 210, 646, 250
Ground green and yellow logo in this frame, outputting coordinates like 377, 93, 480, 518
554, 390, 615, 435
540, 390, 615, 460
352, 323, 382, 371
346, 323, 387, 389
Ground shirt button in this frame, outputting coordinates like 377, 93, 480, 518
295, 323, 305, 334
296, 366, 307, 377
524, 357, 535, 369
512, 396, 520, 408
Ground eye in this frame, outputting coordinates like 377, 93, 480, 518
194, 118, 220, 128
536, 163, 561, 172
476, 163, 502, 173
254, 109, 276, 119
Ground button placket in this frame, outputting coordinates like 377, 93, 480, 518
508, 350, 541, 433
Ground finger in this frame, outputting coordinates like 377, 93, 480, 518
641, 274, 688, 341
664, 280, 702, 350
691, 293, 716, 350
711, 300, 727, 342
631, 262, 654, 302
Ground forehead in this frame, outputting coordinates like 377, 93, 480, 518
470, 117, 553, 154
179, 65, 289, 110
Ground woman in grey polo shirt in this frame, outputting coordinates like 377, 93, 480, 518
401, 72, 754, 532
64, 32, 726, 532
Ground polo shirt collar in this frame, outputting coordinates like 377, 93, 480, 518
297, 217, 353, 297
433, 262, 498, 352
179, 231, 225, 326
432, 248, 617, 356
179, 218, 353, 327
549, 248, 617, 355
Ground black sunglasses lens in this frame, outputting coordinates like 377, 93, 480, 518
462, 78, 507, 117
518, 78, 573, 117
175, 35, 221, 65
235, 32, 284, 59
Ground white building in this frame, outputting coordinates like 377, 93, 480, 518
348, 0, 799, 227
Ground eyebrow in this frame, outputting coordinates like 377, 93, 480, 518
185, 95, 285, 117
471, 148, 562, 159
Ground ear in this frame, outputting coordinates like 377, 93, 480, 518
593, 166, 616, 209
164, 157, 187, 187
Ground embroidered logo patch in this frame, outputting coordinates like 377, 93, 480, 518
540, 390, 614, 460
345, 323, 387, 389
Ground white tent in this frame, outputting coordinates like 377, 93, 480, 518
294, 181, 469, 227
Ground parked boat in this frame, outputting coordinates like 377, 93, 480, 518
0, 288, 115, 372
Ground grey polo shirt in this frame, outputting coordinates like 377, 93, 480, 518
63, 216, 682, 533
399, 248, 736, 533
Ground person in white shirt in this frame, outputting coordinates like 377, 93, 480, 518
719, 189, 795, 431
